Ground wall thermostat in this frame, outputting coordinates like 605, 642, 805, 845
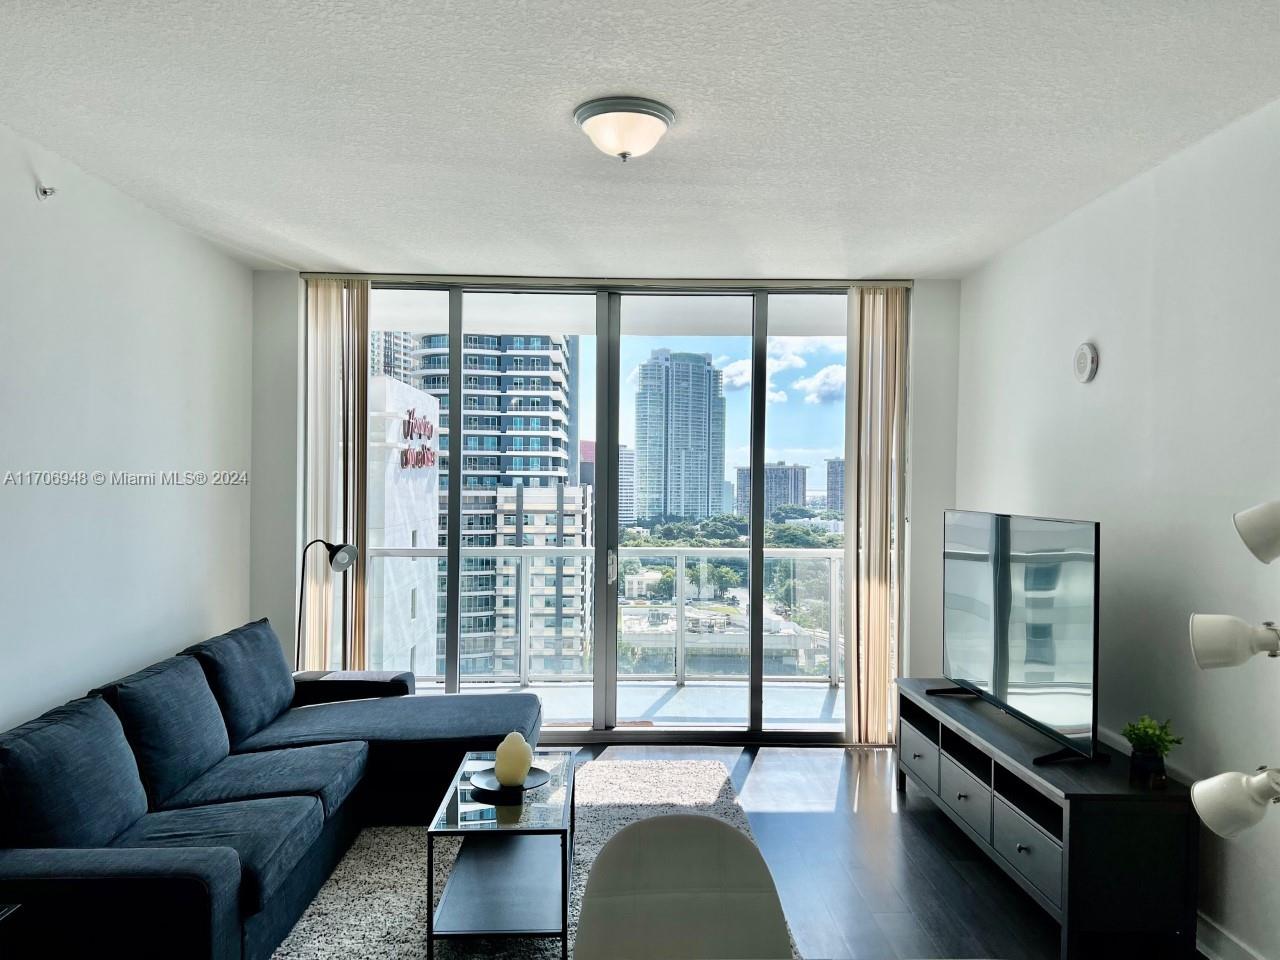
1074, 342, 1099, 383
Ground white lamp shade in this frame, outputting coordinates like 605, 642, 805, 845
1188, 614, 1279, 669
1234, 500, 1280, 564
1191, 769, 1280, 838
580, 111, 669, 160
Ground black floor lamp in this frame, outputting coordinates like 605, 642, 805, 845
296, 539, 358, 671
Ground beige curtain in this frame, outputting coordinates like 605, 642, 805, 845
846, 286, 909, 744
302, 278, 369, 670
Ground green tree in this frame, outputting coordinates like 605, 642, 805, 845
771, 503, 815, 523
710, 564, 742, 599
766, 522, 837, 549
653, 567, 676, 601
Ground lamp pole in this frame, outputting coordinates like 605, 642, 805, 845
296, 539, 358, 671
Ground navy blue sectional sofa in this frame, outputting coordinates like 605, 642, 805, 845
0, 619, 542, 960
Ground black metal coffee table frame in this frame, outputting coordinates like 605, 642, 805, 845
427, 749, 576, 960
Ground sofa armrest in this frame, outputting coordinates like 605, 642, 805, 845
292, 670, 415, 706
0, 847, 241, 960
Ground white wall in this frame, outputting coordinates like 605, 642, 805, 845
955, 99, 1280, 960
0, 124, 253, 731
905, 279, 960, 678
250, 271, 304, 661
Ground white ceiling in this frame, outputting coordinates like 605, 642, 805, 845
3, 1, 1280, 278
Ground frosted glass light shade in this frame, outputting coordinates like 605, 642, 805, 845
1188, 614, 1280, 669
1234, 500, 1280, 564
1191, 769, 1280, 838
574, 97, 674, 161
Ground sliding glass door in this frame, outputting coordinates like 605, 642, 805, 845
362, 281, 852, 739
615, 295, 753, 729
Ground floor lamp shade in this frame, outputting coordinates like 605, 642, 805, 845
1188, 614, 1280, 669
325, 542, 358, 573
1234, 500, 1280, 564
1191, 769, 1280, 838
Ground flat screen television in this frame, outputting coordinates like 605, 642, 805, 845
942, 509, 1099, 761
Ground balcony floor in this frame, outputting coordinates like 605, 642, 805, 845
422, 680, 846, 730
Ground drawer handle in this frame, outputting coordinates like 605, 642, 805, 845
911, 752, 923, 760
956, 792, 969, 801
1016, 843, 1029, 854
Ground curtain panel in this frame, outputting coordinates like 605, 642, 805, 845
302, 278, 369, 671
845, 286, 909, 744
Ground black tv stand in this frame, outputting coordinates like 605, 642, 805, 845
1032, 746, 1111, 767
924, 685, 980, 697
895, 678, 1197, 959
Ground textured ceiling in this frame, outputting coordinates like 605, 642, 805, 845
3, 1, 1280, 278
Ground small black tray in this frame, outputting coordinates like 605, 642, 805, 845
468, 765, 551, 805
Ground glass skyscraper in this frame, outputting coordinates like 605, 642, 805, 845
634, 350, 726, 522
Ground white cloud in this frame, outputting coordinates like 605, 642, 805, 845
768, 336, 844, 365
721, 353, 810, 400
768, 353, 806, 374
721, 358, 752, 390
793, 364, 846, 404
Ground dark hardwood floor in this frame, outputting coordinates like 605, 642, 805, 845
575, 744, 1065, 960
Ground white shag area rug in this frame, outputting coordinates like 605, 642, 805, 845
273, 759, 800, 959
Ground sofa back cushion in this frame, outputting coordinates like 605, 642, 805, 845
182, 619, 295, 746
0, 697, 148, 847
91, 656, 231, 806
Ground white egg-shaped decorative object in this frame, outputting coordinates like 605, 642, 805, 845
494, 731, 534, 787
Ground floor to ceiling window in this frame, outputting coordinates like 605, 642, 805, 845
365, 287, 449, 682
761, 293, 848, 732
458, 293, 596, 726
615, 295, 753, 729
348, 279, 882, 741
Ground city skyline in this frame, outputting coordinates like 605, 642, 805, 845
368, 289, 848, 495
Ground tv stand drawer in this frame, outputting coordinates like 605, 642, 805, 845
994, 797, 1063, 907
941, 755, 992, 841
899, 721, 939, 793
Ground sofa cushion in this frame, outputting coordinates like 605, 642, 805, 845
163, 741, 368, 818
235, 693, 543, 753
91, 656, 230, 806
292, 670, 415, 706
0, 697, 148, 848
182, 619, 295, 746
110, 795, 323, 912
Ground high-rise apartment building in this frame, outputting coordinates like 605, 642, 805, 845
618, 445, 636, 525
634, 350, 725, 522
369, 330, 417, 381
735, 462, 810, 519
826, 457, 845, 515
403, 331, 584, 676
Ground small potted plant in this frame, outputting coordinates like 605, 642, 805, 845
1122, 715, 1182, 790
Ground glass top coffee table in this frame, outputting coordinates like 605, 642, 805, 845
427, 748, 576, 960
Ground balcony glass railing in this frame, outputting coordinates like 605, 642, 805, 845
366, 546, 842, 688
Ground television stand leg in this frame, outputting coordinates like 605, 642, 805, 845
1033, 748, 1110, 766
925, 686, 981, 697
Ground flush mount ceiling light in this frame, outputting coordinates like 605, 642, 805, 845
574, 96, 675, 162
